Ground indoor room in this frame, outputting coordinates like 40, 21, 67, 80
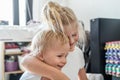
0, 0, 120, 80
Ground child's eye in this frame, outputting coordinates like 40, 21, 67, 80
57, 55, 62, 57
72, 34, 77, 37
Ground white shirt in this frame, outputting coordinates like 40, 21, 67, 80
20, 71, 41, 80
20, 46, 85, 80
62, 46, 85, 80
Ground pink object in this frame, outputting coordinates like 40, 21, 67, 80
5, 61, 18, 72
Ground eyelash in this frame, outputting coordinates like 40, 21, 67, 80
57, 55, 62, 57
72, 34, 77, 37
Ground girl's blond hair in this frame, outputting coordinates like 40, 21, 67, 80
41, 1, 77, 33
41, 1, 87, 51
31, 29, 69, 56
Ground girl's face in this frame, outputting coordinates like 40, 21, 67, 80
64, 22, 79, 51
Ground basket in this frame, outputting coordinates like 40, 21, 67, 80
5, 61, 18, 72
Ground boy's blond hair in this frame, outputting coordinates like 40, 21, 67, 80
31, 29, 69, 56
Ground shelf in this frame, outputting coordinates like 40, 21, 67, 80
5, 70, 24, 74
5, 52, 23, 55
0, 41, 30, 80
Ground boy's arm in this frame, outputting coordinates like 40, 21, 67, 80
78, 68, 88, 80
21, 55, 70, 80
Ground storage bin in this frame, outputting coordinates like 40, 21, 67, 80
5, 61, 18, 72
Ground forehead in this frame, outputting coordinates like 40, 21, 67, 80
64, 22, 78, 33
46, 38, 63, 48
45, 40, 68, 52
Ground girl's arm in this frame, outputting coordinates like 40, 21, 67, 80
78, 68, 88, 80
21, 55, 70, 80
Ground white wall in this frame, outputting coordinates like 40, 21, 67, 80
69, 0, 120, 31
32, 0, 69, 21
33, 0, 120, 31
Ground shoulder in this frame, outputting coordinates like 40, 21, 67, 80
71, 46, 83, 54
66, 46, 85, 69
75, 46, 82, 51
68, 46, 84, 59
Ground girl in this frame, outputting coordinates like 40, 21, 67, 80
21, 1, 88, 80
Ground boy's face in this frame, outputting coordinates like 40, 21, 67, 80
40, 40, 70, 70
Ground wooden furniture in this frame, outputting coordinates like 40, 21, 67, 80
0, 41, 30, 80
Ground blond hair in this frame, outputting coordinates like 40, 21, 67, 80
31, 29, 69, 56
41, 1, 77, 33
41, 1, 87, 51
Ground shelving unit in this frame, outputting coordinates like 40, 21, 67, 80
90, 18, 120, 80
5, 70, 24, 74
104, 41, 120, 79
0, 41, 30, 80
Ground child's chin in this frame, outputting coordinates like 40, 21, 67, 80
69, 47, 75, 51
57, 67, 62, 70
69, 45, 75, 51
